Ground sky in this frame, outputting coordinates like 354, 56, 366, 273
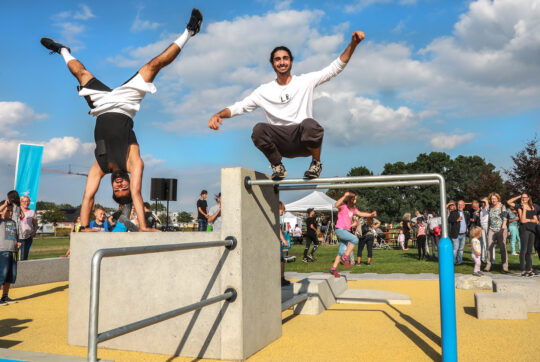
1, 0, 539, 212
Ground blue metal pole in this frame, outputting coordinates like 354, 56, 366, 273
438, 236, 457, 361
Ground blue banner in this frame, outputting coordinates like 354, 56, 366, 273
14, 144, 44, 211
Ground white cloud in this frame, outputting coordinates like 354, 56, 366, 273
52, 4, 95, 50
74, 4, 95, 20
131, 8, 162, 32
142, 154, 165, 167
429, 133, 475, 150
0, 102, 47, 137
0, 137, 93, 164
345, 0, 417, 13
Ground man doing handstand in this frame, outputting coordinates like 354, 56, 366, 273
209, 31, 365, 180
40, 9, 203, 231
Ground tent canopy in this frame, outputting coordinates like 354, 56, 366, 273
285, 191, 338, 212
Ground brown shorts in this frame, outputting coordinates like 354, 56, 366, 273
250, 118, 324, 165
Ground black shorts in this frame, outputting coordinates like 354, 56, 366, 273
94, 112, 138, 174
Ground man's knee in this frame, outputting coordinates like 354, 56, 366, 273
300, 118, 324, 146
251, 123, 271, 145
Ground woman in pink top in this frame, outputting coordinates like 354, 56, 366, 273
329, 191, 376, 277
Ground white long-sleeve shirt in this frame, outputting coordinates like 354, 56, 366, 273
227, 57, 346, 125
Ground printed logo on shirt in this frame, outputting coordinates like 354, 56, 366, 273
280, 93, 290, 103
5, 220, 16, 240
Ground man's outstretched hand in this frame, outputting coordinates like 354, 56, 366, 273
209, 114, 223, 130
352, 31, 365, 44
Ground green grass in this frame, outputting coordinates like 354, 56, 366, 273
284, 241, 538, 275
27, 236, 70, 260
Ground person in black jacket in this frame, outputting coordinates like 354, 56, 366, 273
448, 200, 470, 265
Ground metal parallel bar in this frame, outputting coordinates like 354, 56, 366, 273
88, 237, 237, 362
246, 173, 444, 186
97, 289, 237, 344
277, 180, 438, 191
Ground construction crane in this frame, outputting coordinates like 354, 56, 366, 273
8, 164, 87, 177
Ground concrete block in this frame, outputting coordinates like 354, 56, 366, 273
455, 275, 492, 290
304, 273, 348, 297
293, 278, 335, 315
475, 292, 527, 320
68, 168, 282, 360
493, 279, 540, 312
281, 284, 294, 303
336, 289, 412, 305
13, 257, 69, 288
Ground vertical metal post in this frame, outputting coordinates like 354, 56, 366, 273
437, 175, 457, 361
88, 251, 102, 362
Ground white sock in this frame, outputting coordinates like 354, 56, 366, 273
60, 48, 75, 64
173, 29, 192, 49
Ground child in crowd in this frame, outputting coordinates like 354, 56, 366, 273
0, 200, 21, 305
278, 202, 291, 286
416, 218, 427, 260
470, 226, 483, 276
397, 229, 406, 250
329, 191, 376, 278
89, 206, 110, 231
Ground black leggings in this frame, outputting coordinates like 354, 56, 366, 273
358, 235, 374, 259
304, 233, 319, 258
520, 225, 536, 271
404, 234, 410, 249
417, 235, 426, 259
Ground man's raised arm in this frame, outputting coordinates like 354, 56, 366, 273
340, 31, 365, 64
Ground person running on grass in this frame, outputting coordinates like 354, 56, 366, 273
208, 31, 366, 180
40, 9, 203, 231
329, 191, 376, 278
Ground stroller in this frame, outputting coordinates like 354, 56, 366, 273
373, 230, 392, 250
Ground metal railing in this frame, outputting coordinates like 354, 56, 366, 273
88, 237, 238, 362
245, 173, 457, 361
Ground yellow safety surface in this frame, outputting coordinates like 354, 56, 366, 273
1, 280, 539, 361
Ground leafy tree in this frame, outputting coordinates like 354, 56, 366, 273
505, 136, 539, 202
40, 209, 66, 225
177, 211, 193, 223
158, 213, 172, 225
150, 203, 166, 212
36, 201, 57, 211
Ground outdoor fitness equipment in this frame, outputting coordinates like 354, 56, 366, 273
245, 173, 458, 362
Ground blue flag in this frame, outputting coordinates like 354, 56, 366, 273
14, 144, 44, 211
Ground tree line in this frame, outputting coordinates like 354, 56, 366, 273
327, 137, 538, 222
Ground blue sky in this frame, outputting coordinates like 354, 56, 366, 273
1, 0, 539, 212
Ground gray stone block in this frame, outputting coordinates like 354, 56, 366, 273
336, 289, 412, 305
455, 275, 492, 290
305, 273, 348, 297
293, 278, 335, 315
493, 279, 540, 312
475, 292, 527, 320
13, 257, 69, 288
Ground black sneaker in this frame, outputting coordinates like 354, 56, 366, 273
0, 299, 6, 306
187, 8, 203, 35
281, 278, 291, 287
1, 296, 16, 304
271, 163, 287, 180
40, 37, 70, 54
304, 159, 322, 179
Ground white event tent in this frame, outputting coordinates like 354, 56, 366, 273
285, 191, 338, 218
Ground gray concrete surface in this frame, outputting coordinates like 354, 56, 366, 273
13, 257, 69, 288
455, 275, 492, 290
336, 289, 412, 305
475, 292, 528, 320
67, 167, 282, 361
292, 277, 334, 315
493, 279, 540, 312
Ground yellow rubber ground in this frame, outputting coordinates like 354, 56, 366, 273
1, 280, 539, 361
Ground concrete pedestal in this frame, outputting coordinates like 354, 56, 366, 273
67, 168, 282, 360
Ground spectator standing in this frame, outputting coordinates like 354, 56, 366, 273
303, 208, 319, 262
399, 213, 412, 250
479, 198, 490, 263
0, 200, 21, 305
356, 217, 380, 265
416, 218, 427, 260
197, 190, 209, 232
143, 202, 159, 229
89, 206, 110, 232
508, 194, 540, 263
292, 224, 302, 244
278, 202, 291, 286
485, 193, 509, 273
427, 211, 441, 259
397, 229, 406, 250
517, 193, 539, 277
320, 217, 329, 244
453, 200, 470, 265
208, 193, 222, 232
507, 204, 520, 255
19, 196, 38, 261
447, 201, 460, 264
470, 226, 483, 276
